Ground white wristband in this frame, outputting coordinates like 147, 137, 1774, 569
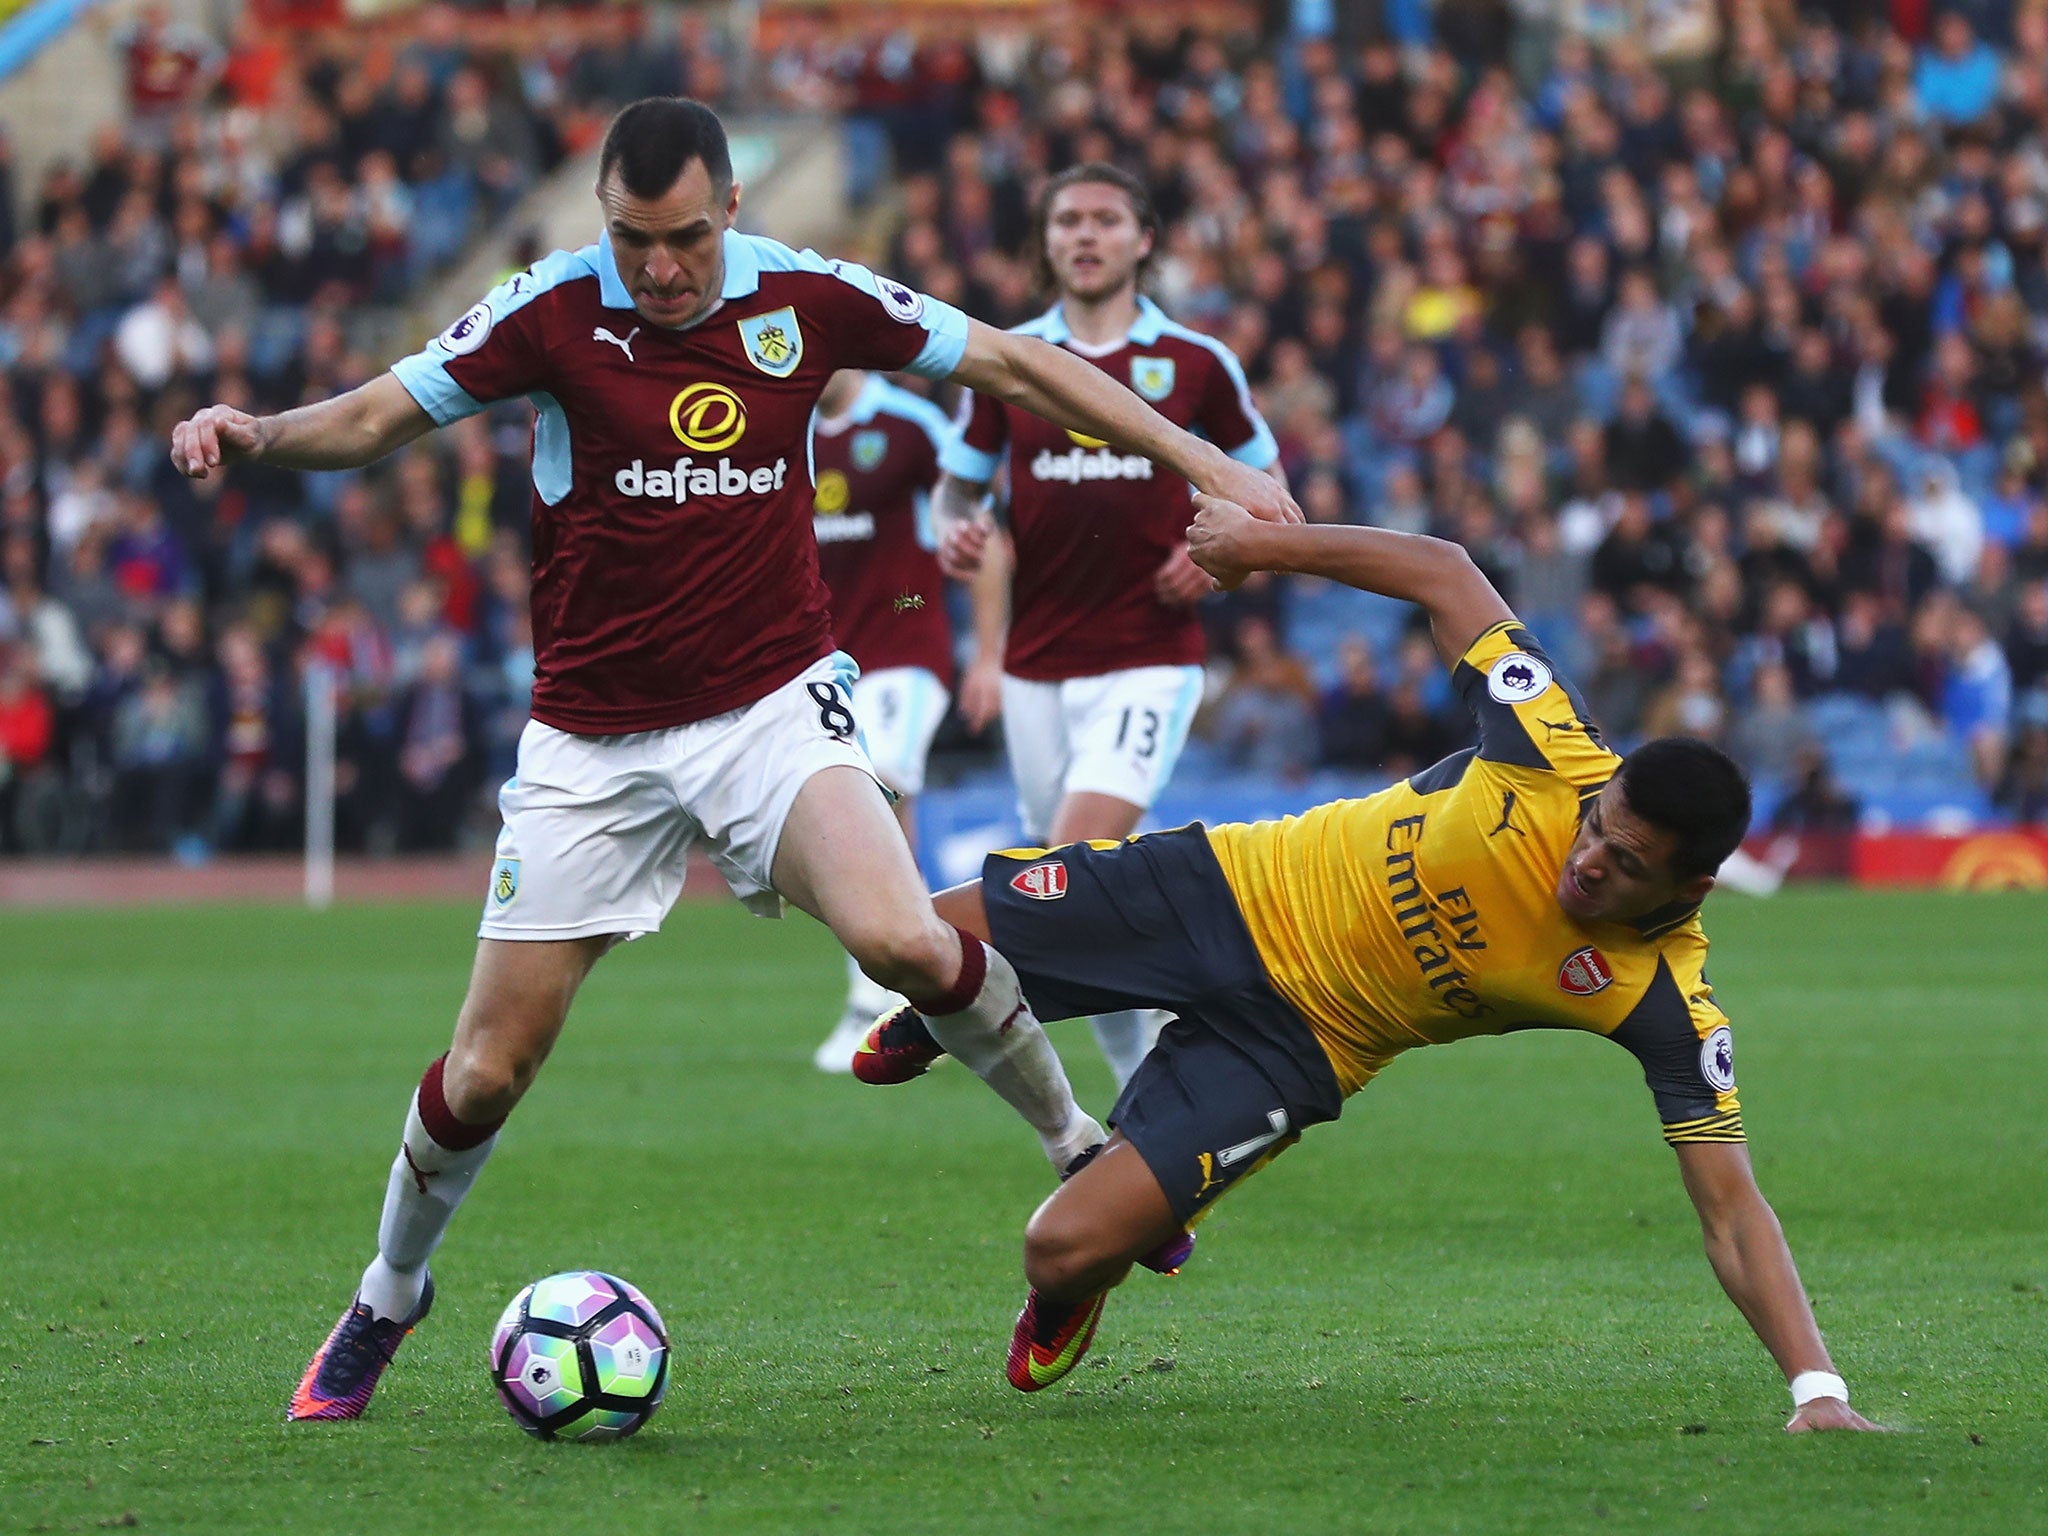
1790, 1371, 1848, 1408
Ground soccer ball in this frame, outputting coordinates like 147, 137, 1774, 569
489, 1271, 670, 1441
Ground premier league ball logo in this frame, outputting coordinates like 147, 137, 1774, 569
438, 301, 494, 356
1701, 1025, 1736, 1091
1487, 650, 1553, 704
874, 276, 927, 324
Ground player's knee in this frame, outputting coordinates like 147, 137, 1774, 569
443, 1038, 544, 1123
845, 917, 955, 997
1022, 1206, 1117, 1295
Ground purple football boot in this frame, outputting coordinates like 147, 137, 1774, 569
288, 1273, 435, 1422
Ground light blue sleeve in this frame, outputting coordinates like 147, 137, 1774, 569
876, 389, 952, 550
390, 349, 486, 428
905, 297, 969, 380
388, 249, 586, 426
814, 254, 971, 381
1227, 419, 1281, 468
882, 386, 955, 462
938, 433, 1001, 482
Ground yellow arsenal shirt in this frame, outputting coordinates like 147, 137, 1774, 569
1207, 622, 1743, 1145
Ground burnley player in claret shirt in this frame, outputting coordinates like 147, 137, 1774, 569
168, 96, 1303, 1425
932, 163, 1284, 1091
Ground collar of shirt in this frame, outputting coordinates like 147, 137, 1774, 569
594, 228, 764, 318
1028, 293, 1169, 348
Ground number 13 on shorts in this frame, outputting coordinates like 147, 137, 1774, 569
999, 664, 1204, 838
1114, 706, 1160, 758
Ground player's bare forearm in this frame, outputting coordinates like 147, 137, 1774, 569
968, 531, 1011, 656
172, 373, 433, 478
1698, 1183, 1831, 1374
256, 375, 435, 469
957, 529, 1010, 733
1674, 1140, 1872, 1428
1186, 505, 1512, 666
950, 323, 1300, 523
951, 326, 1216, 479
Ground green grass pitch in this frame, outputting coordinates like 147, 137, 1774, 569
2, 888, 2043, 1533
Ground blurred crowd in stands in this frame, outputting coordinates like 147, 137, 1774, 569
0, 3, 736, 854
1, 1, 2046, 858
858, 0, 2048, 831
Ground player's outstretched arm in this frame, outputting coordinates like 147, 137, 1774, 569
928, 469, 1009, 731
1185, 494, 1513, 667
1673, 1142, 1884, 1432
948, 321, 1302, 527
169, 373, 434, 480
960, 526, 1011, 735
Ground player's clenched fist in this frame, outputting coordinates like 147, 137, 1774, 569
1197, 456, 1302, 526
170, 404, 265, 479
936, 512, 993, 579
1185, 493, 1264, 591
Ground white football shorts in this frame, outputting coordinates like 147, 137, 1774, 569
850, 665, 950, 798
480, 652, 881, 940
999, 664, 1204, 841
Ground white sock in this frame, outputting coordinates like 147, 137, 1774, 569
358, 1094, 498, 1320
1090, 1009, 1163, 1091
921, 937, 1103, 1170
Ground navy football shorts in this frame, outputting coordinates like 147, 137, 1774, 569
982, 824, 1344, 1224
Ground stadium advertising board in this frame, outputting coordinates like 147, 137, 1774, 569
1848, 831, 2048, 890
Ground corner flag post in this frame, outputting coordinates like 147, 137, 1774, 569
305, 660, 337, 910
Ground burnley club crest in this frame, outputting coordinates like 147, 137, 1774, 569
851, 429, 889, 472
1131, 355, 1176, 402
738, 306, 803, 378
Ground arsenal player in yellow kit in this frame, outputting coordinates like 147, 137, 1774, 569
858, 499, 1881, 1433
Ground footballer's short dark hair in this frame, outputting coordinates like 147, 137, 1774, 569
598, 98, 733, 201
1030, 162, 1160, 292
1617, 737, 1754, 882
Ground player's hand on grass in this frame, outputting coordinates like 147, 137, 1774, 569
1153, 541, 1214, 606
937, 513, 993, 579
1186, 493, 1264, 591
958, 653, 1003, 734
1195, 456, 1302, 525
171, 404, 264, 479
1785, 1397, 1885, 1433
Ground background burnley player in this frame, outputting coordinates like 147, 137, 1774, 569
166, 97, 1301, 1424
916, 500, 1882, 1432
808, 367, 957, 1071
932, 164, 1283, 1090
